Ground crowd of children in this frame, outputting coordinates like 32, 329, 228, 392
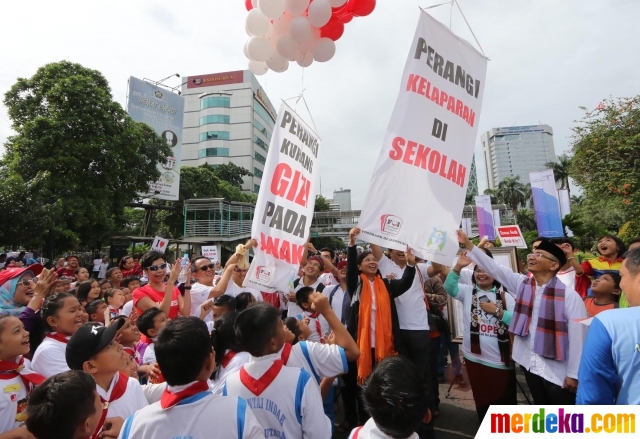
0, 231, 638, 439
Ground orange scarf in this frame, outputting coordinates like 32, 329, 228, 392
356, 273, 395, 384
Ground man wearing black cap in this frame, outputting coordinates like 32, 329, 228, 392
66, 321, 147, 438
457, 231, 587, 405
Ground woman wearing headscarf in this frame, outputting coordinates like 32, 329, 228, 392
0, 264, 44, 316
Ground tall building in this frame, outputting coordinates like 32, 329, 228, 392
481, 125, 556, 189
466, 156, 478, 198
180, 70, 277, 194
332, 188, 352, 211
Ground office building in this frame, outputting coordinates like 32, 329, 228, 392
481, 125, 556, 189
332, 188, 352, 211
180, 70, 277, 194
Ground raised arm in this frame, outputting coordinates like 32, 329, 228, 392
208, 263, 236, 299
458, 230, 524, 295
370, 244, 384, 262
387, 248, 416, 298
311, 292, 360, 362
346, 228, 360, 296
225, 239, 257, 267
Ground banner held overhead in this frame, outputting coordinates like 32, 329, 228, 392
127, 76, 185, 201
530, 169, 564, 237
244, 101, 321, 293
356, 10, 488, 264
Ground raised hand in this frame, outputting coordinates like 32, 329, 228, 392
457, 230, 474, 250
349, 227, 361, 246
456, 251, 473, 269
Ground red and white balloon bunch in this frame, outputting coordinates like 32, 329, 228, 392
243, 0, 376, 74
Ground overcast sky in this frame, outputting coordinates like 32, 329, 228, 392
2, 0, 639, 208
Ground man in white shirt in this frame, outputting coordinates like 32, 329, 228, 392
287, 256, 327, 317
189, 257, 235, 316
548, 237, 584, 291
459, 231, 587, 405
224, 266, 264, 303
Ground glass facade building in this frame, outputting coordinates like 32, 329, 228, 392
181, 70, 276, 194
480, 125, 556, 189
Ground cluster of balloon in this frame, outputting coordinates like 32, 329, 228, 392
243, 0, 376, 75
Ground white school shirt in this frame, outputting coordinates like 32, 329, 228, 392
557, 267, 576, 291
348, 418, 418, 439
31, 334, 71, 378
223, 353, 331, 439
120, 300, 133, 317
319, 272, 337, 286
190, 282, 215, 316
468, 246, 587, 386
118, 385, 264, 439
210, 350, 251, 395
97, 372, 147, 427
294, 312, 328, 343
377, 257, 430, 331
324, 284, 347, 324
225, 281, 264, 303
288, 278, 324, 317
0, 357, 34, 431
141, 382, 167, 404
284, 341, 348, 385
143, 343, 156, 365
452, 284, 516, 368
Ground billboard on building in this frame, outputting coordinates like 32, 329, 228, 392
127, 76, 185, 201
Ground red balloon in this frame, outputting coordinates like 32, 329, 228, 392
352, 0, 375, 17
321, 16, 345, 41
337, 12, 353, 23
245, 0, 253, 11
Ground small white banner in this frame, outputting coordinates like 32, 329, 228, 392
356, 10, 488, 264
244, 101, 321, 292
201, 245, 219, 262
151, 236, 169, 253
495, 225, 528, 249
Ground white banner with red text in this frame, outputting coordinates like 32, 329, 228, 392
356, 10, 487, 264
244, 102, 321, 293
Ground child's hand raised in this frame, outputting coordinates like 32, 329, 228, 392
308, 292, 330, 315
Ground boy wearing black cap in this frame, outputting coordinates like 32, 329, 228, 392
66, 321, 147, 438
458, 231, 587, 405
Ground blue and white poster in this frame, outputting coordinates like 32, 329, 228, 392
530, 169, 564, 237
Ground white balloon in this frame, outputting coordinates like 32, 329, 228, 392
252, 0, 259, 7
328, 0, 347, 6
289, 16, 312, 44
271, 12, 293, 39
307, 0, 332, 28
247, 36, 274, 62
267, 54, 289, 73
243, 40, 256, 60
298, 26, 320, 53
249, 60, 269, 75
297, 51, 314, 67
312, 37, 335, 62
276, 35, 299, 60
246, 9, 271, 37
285, 0, 310, 16
258, 0, 286, 20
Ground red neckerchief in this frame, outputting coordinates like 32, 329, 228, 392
160, 381, 210, 410
307, 312, 323, 342
597, 256, 623, 265
46, 333, 70, 344
221, 350, 237, 369
280, 343, 292, 365
239, 360, 283, 396
91, 372, 129, 439
0, 356, 45, 387
122, 347, 135, 357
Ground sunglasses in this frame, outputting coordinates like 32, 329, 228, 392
198, 264, 215, 272
20, 278, 35, 286
234, 268, 248, 273
147, 263, 168, 271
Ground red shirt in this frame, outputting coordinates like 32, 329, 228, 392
55, 268, 76, 279
121, 263, 143, 278
133, 284, 181, 319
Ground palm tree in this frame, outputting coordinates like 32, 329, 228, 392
521, 183, 534, 209
545, 154, 572, 198
496, 176, 526, 217
570, 194, 585, 207
483, 188, 502, 205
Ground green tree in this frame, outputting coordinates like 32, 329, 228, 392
1, 61, 171, 253
483, 188, 502, 204
545, 154, 573, 198
570, 194, 585, 207
496, 176, 526, 217
570, 96, 640, 233
212, 163, 253, 189
516, 208, 537, 232
314, 195, 332, 212
154, 165, 256, 238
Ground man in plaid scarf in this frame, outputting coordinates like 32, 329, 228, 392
458, 230, 587, 405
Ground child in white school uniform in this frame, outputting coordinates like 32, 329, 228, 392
224, 303, 332, 439
295, 287, 330, 343
348, 356, 429, 439
31, 293, 85, 378
0, 315, 45, 437
209, 312, 250, 395
284, 290, 361, 429
65, 320, 148, 439
118, 317, 264, 439
136, 307, 167, 370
